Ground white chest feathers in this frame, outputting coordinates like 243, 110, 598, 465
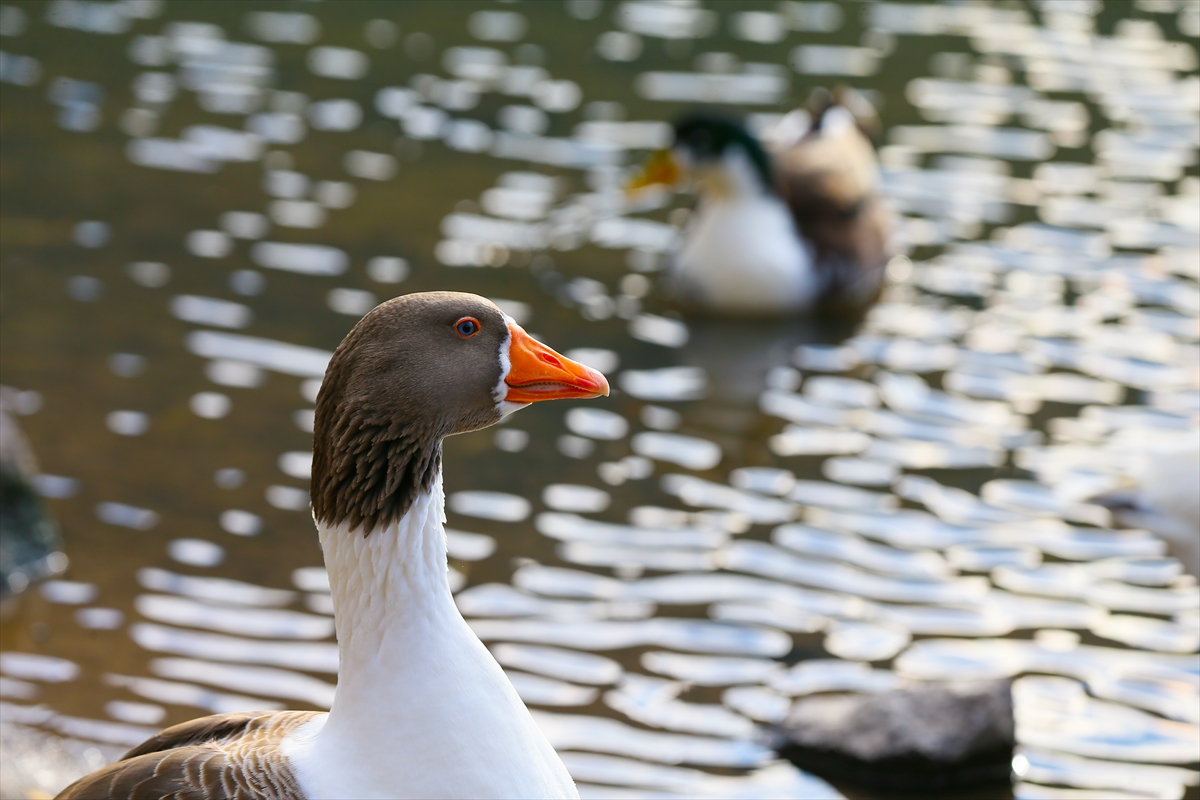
668, 148, 818, 315
281, 628, 577, 800
281, 483, 578, 799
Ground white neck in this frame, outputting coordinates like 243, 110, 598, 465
318, 478, 455, 739
284, 473, 577, 799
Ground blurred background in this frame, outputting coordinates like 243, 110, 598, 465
1, 1, 1198, 798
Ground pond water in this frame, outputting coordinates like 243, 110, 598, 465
1, 1, 1198, 798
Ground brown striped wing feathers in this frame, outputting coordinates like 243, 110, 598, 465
55, 711, 320, 800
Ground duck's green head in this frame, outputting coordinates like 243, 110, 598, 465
627, 112, 774, 198
672, 113, 773, 186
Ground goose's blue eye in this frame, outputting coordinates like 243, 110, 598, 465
455, 317, 480, 338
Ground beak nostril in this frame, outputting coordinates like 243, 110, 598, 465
540, 353, 562, 369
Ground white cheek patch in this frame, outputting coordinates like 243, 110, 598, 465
493, 314, 529, 418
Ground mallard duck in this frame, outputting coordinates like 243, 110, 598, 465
58, 292, 607, 799
629, 90, 892, 317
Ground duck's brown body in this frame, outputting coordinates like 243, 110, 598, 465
773, 113, 891, 315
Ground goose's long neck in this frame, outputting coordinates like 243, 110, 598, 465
294, 469, 577, 798
316, 472, 456, 740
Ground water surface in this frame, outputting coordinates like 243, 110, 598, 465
1, 1, 1198, 798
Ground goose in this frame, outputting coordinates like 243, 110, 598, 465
57, 292, 607, 799
629, 91, 892, 318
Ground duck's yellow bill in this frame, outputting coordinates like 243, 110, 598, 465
626, 149, 682, 196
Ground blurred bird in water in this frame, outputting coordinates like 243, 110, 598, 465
56, 293, 605, 799
1096, 441, 1200, 577
629, 88, 893, 318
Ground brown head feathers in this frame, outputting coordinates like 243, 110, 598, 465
310, 292, 510, 533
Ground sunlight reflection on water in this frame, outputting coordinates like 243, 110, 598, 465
1, 1, 1198, 799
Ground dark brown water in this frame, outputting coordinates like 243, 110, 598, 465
2, 1, 1198, 798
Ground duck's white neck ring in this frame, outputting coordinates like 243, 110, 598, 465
689, 144, 775, 202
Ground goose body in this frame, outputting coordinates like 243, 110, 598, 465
58, 292, 606, 799
634, 97, 892, 317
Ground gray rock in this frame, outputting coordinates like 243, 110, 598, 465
774, 679, 1014, 792
1, 389, 66, 605
782, 680, 1013, 762
0, 391, 38, 480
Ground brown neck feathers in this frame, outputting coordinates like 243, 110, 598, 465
310, 405, 443, 533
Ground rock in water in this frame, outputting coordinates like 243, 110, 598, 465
0, 390, 65, 608
773, 679, 1014, 794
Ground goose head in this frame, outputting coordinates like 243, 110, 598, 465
311, 291, 608, 532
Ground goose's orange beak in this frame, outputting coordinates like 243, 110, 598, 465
504, 322, 609, 403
